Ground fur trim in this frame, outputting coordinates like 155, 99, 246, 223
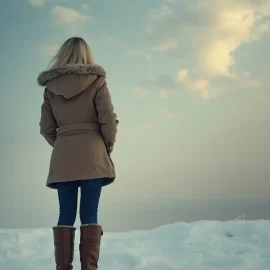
37, 64, 106, 86
52, 225, 76, 229
81, 224, 102, 227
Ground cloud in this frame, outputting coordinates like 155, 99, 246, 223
150, 69, 212, 99
144, 0, 270, 99
148, 5, 172, 21
153, 39, 178, 51
177, 69, 188, 82
149, 66, 260, 100
82, 4, 89, 10
51, 6, 89, 26
146, 0, 270, 76
192, 80, 210, 99
176, 70, 212, 99
165, 112, 176, 119
145, 5, 173, 33
160, 90, 169, 99
28, 0, 45, 6
133, 87, 149, 98
176, 68, 259, 99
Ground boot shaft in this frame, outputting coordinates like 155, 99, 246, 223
53, 226, 76, 270
80, 224, 103, 270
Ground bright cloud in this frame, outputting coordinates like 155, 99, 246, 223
193, 80, 208, 91
199, 6, 259, 75
146, 0, 270, 76
28, 0, 45, 6
178, 70, 188, 82
51, 6, 88, 26
177, 70, 212, 99
145, 0, 270, 99
160, 90, 169, 99
192, 80, 209, 99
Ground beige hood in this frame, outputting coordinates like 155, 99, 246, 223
37, 64, 106, 99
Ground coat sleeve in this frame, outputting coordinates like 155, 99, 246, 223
39, 88, 58, 147
95, 78, 118, 153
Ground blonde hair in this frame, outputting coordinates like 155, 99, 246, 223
48, 37, 94, 69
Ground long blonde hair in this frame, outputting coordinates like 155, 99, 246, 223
48, 37, 94, 69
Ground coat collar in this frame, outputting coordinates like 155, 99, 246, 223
37, 64, 106, 86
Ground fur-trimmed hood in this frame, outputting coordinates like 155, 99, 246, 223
37, 64, 106, 86
37, 64, 106, 99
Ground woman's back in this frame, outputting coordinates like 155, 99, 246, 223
37, 36, 118, 270
38, 65, 112, 128
38, 39, 118, 190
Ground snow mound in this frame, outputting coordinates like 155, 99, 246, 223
0, 220, 269, 270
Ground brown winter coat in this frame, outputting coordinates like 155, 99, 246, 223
37, 64, 118, 189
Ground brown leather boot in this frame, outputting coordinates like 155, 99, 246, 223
80, 224, 103, 270
52, 226, 76, 270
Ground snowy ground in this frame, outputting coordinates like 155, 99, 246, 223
0, 219, 269, 270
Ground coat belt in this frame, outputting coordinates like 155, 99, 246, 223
57, 123, 101, 135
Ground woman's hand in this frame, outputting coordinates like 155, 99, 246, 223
106, 145, 113, 155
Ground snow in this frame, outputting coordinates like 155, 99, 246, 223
0, 219, 270, 270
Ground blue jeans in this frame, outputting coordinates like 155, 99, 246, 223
55, 178, 104, 226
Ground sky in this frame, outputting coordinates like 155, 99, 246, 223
0, 0, 269, 231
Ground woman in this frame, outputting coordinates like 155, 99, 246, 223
37, 37, 118, 270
